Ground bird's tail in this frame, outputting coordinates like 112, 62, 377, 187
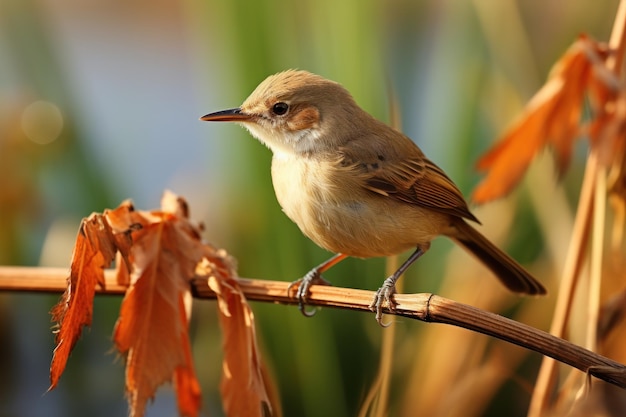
450, 220, 546, 295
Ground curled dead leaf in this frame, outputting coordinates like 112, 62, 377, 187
112, 192, 204, 417
49, 202, 135, 390
473, 35, 614, 203
49, 191, 277, 417
200, 253, 277, 417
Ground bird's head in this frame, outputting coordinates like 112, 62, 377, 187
201, 70, 362, 155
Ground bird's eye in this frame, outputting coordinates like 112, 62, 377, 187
272, 102, 289, 115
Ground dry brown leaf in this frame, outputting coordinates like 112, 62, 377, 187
200, 252, 276, 417
113, 191, 203, 417
104, 199, 138, 282
174, 292, 203, 417
473, 35, 612, 203
49, 202, 134, 389
50, 191, 277, 417
600, 86, 626, 249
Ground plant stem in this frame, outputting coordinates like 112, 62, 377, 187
1, 265, 625, 390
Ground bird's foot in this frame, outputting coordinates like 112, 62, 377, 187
287, 268, 332, 317
369, 276, 398, 326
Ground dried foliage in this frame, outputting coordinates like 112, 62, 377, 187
473, 2, 626, 415
50, 203, 132, 389
473, 35, 616, 203
49, 191, 275, 417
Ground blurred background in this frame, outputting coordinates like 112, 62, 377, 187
0, 0, 619, 416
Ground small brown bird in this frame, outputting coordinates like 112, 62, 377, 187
201, 70, 546, 324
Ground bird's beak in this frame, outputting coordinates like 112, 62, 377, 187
200, 108, 253, 122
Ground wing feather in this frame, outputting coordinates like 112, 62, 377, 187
338, 135, 479, 223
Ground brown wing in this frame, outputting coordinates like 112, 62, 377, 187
338, 133, 479, 223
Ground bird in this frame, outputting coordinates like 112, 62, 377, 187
200, 69, 546, 324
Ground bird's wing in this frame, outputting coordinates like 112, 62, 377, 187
338, 135, 479, 223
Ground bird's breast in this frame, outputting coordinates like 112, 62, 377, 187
270, 152, 444, 258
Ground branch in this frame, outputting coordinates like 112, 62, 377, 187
1, 266, 625, 389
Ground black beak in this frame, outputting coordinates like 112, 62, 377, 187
200, 108, 253, 122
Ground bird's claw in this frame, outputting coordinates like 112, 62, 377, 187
369, 276, 398, 326
287, 269, 332, 317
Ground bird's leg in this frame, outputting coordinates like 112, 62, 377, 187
288, 253, 349, 317
370, 246, 427, 325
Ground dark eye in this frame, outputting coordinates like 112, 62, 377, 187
272, 102, 289, 115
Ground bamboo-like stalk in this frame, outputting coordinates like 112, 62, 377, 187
1, 265, 625, 390
528, 1, 626, 414
0, 266, 127, 294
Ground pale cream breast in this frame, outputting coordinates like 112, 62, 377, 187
270, 151, 449, 258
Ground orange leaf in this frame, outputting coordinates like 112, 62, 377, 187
105, 199, 139, 274
473, 35, 610, 203
200, 253, 276, 417
50, 190, 278, 417
113, 191, 203, 417
49, 202, 134, 390
174, 294, 202, 417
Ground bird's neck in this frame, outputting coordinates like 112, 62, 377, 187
246, 123, 328, 157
